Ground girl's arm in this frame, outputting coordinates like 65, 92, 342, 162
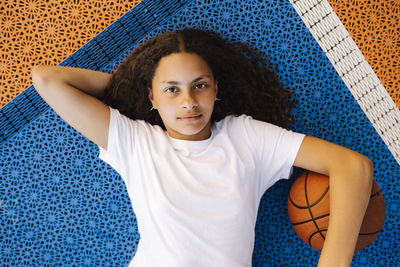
293, 136, 373, 267
32, 65, 112, 150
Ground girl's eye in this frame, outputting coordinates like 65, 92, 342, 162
194, 83, 207, 89
165, 87, 178, 93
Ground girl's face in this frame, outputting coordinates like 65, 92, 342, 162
149, 52, 218, 141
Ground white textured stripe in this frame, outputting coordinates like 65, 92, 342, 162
290, 0, 400, 164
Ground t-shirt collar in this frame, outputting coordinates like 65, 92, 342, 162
166, 128, 214, 152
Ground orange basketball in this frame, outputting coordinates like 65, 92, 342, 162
287, 171, 385, 252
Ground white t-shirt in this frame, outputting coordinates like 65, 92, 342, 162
98, 106, 305, 267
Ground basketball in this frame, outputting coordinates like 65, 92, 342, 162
287, 171, 385, 252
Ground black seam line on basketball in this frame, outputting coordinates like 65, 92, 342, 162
288, 184, 329, 209
304, 171, 326, 244
370, 190, 382, 199
359, 229, 382, 236
308, 229, 328, 247
291, 213, 330, 226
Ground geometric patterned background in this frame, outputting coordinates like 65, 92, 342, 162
0, 0, 399, 266
329, 0, 399, 105
0, 0, 142, 108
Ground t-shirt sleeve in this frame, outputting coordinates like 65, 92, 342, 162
98, 106, 136, 178
242, 116, 305, 192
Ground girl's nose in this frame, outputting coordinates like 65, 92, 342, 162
180, 91, 198, 110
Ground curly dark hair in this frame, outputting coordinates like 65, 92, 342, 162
101, 28, 296, 129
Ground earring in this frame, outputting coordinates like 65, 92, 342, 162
150, 107, 155, 111
215, 97, 221, 101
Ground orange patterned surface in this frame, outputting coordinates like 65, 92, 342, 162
328, 0, 400, 109
0, 0, 142, 109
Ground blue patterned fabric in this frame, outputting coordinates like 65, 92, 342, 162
0, 0, 398, 266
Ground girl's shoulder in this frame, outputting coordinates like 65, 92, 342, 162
215, 114, 271, 129
213, 114, 263, 135
214, 114, 291, 140
110, 106, 165, 136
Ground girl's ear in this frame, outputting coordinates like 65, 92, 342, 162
148, 87, 154, 102
148, 87, 157, 109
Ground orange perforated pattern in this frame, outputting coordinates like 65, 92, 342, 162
0, 0, 142, 108
328, 0, 400, 109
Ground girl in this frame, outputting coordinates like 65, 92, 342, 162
32, 28, 373, 267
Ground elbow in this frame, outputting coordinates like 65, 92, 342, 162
32, 65, 47, 89
333, 153, 373, 187
358, 154, 373, 178
32, 65, 58, 93
32, 65, 44, 80
353, 154, 374, 190
334, 152, 373, 176
362, 156, 374, 175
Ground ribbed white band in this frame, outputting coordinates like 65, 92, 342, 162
290, 0, 400, 165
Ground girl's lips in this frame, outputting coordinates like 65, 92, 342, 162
178, 114, 202, 119
178, 114, 202, 120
